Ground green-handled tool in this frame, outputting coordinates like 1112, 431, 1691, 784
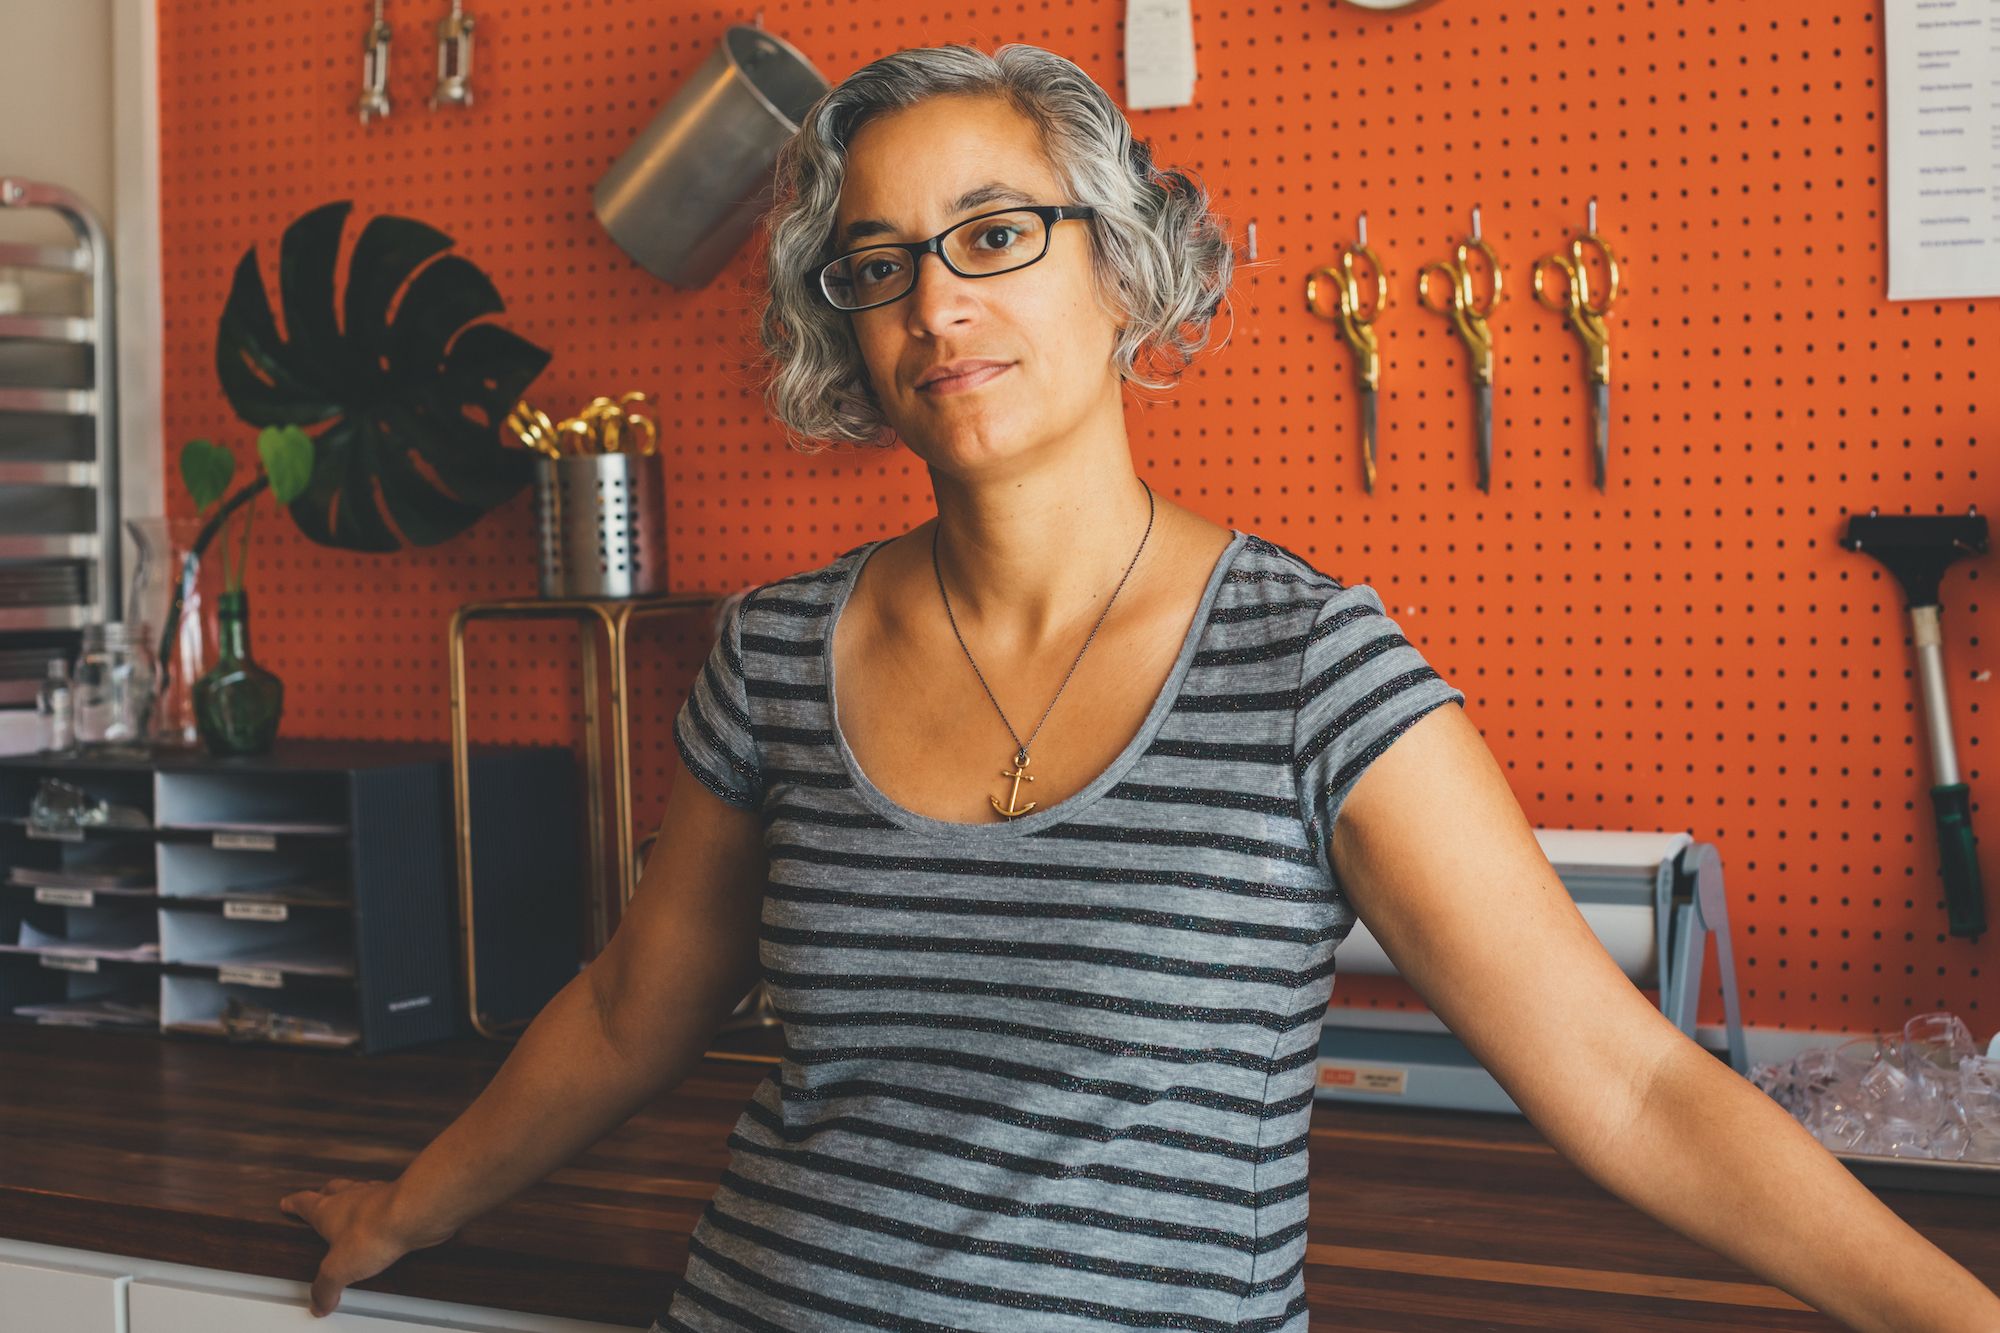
1841, 508, 1989, 940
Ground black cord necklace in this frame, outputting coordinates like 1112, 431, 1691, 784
931, 478, 1157, 819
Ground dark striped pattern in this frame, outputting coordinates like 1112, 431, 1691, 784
657, 529, 1463, 1332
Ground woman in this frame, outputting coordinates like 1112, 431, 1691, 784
282, 43, 2000, 1331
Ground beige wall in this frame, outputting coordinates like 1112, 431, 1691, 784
0, 0, 115, 248
0, 0, 163, 559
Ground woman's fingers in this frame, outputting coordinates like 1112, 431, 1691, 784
276, 1180, 412, 1318
278, 1178, 360, 1226
309, 1261, 349, 1319
275, 1193, 348, 1316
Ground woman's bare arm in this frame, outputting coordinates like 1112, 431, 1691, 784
1330, 704, 2000, 1331
280, 754, 768, 1315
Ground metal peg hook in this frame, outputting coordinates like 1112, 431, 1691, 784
1246, 220, 1258, 262
1587, 196, 1599, 232
1470, 205, 1483, 241
1357, 212, 1368, 247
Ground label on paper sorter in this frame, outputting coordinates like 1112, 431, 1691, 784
1318, 1061, 1409, 1095
214, 831, 278, 852
40, 953, 99, 973
218, 964, 284, 989
223, 900, 288, 923
34, 887, 94, 908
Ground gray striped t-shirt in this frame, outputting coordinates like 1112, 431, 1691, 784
656, 528, 1464, 1333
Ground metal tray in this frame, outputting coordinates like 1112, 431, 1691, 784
1835, 1150, 2000, 1197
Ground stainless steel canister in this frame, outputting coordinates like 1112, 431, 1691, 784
533, 453, 667, 599
592, 26, 829, 289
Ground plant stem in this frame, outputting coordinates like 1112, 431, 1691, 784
236, 494, 255, 594
155, 476, 269, 696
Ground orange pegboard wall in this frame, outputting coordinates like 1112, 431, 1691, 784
156, 1, 1990, 1037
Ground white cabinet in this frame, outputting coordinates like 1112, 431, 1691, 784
0, 1238, 636, 1333
0, 1254, 128, 1333
130, 1279, 495, 1332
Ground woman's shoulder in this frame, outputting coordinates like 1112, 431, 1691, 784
720, 539, 886, 662
1228, 531, 1425, 657
1231, 530, 1353, 602
738, 538, 880, 608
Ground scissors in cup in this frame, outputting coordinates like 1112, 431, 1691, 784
574, 392, 660, 457
506, 392, 660, 458
1418, 206, 1505, 493
505, 401, 566, 460
1303, 214, 1388, 493
1531, 198, 1622, 491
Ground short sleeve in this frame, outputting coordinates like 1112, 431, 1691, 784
673, 589, 764, 810
1293, 583, 1464, 865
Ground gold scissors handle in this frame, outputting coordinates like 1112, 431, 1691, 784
505, 400, 565, 460
1532, 224, 1620, 383
507, 393, 661, 460
1417, 231, 1504, 383
1304, 241, 1387, 389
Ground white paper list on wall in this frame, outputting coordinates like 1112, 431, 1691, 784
1884, 0, 2000, 299
1124, 0, 1196, 109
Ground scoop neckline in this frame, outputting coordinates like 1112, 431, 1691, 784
821, 527, 1249, 840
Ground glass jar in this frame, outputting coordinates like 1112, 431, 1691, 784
124, 515, 209, 748
72, 622, 153, 749
34, 658, 74, 753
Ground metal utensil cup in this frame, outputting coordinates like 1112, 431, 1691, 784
592, 25, 829, 289
533, 453, 667, 599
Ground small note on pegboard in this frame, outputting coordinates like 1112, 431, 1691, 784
1883, 0, 2000, 299
1125, 0, 1196, 109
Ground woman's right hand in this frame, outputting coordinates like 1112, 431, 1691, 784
278, 1177, 457, 1318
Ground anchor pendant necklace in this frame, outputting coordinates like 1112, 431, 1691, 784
932, 478, 1157, 820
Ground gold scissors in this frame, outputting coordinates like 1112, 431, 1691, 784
574, 393, 660, 457
1531, 197, 1622, 492
1304, 213, 1389, 494
1418, 206, 1505, 494
506, 392, 659, 459
505, 401, 566, 460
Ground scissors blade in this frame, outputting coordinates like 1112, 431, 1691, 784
1590, 380, 1610, 491
1360, 387, 1378, 494
1474, 384, 1493, 494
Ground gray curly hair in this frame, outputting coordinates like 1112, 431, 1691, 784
755, 42, 1235, 452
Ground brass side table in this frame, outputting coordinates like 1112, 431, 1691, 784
447, 591, 782, 1045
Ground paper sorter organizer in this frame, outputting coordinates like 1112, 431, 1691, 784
1316, 829, 1748, 1114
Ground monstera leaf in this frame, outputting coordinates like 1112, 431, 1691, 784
214, 200, 552, 552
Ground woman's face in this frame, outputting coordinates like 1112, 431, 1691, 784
831, 94, 1123, 467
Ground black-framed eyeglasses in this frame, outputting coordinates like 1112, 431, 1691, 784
814, 204, 1098, 312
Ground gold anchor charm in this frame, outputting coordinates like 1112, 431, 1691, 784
991, 751, 1037, 818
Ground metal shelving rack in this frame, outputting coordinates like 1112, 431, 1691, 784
0, 177, 120, 709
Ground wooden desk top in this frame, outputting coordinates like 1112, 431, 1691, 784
0, 1023, 1993, 1330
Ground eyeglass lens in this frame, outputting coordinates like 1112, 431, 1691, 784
822, 210, 1051, 310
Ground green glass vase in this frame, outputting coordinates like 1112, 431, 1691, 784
193, 589, 284, 756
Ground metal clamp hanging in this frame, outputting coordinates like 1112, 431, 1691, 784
1304, 213, 1389, 494
430, 0, 476, 110
356, 0, 392, 125
1418, 206, 1505, 494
